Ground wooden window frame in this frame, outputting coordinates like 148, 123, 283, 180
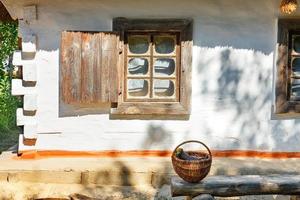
110, 18, 193, 120
275, 19, 300, 115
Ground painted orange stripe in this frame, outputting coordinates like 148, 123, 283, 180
212, 150, 300, 159
17, 150, 171, 159
15, 150, 300, 160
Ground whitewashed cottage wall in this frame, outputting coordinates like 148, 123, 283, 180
3, 0, 300, 152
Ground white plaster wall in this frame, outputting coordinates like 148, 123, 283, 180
6, 0, 300, 152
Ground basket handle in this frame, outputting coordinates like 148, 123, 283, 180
172, 140, 212, 158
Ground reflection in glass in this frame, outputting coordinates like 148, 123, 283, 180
128, 79, 148, 97
154, 79, 175, 97
293, 58, 300, 77
154, 58, 175, 76
294, 36, 300, 53
291, 79, 300, 100
128, 36, 149, 54
154, 36, 175, 54
128, 58, 148, 75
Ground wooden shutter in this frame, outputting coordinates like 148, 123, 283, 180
60, 31, 119, 105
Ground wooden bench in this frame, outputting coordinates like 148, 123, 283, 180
171, 175, 300, 200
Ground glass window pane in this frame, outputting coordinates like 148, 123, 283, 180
294, 36, 300, 53
128, 36, 149, 54
154, 36, 175, 54
154, 79, 175, 97
127, 79, 149, 97
154, 58, 175, 76
128, 58, 149, 76
293, 58, 300, 76
291, 79, 300, 100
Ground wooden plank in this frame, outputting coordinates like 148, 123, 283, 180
192, 194, 215, 200
81, 32, 96, 103
70, 193, 101, 200
113, 18, 192, 32
180, 20, 193, 114
110, 102, 188, 115
100, 32, 109, 102
108, 34, 119, 102
61, 31, 81, 104
171, 175, 300, 197
275, 39, 289, 113
100, 33, 119, 102
94, 33, 102, 103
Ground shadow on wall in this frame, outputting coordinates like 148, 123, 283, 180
142, 124, 173, 150
195, 45, 300, 151
196, 46, 273, 150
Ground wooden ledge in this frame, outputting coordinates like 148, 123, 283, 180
171, 175, 300, 197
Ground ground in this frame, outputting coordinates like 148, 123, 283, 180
0, 150, 299, 200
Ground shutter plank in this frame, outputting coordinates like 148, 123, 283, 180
61, 31, 81, 104
100, 32, 109, 102
101, 33, 119, 102
108, 34, 119, 102
94, 33, 102, 102
81, 32, 96, 103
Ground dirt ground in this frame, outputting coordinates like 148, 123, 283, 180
0, 182, 293, 200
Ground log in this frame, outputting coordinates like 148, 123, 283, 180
69, 194, 101, 200
192, 194, 215, 200
171, 175, 300, 197
185, 194, 215, 200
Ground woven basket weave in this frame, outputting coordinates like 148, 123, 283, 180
171, 140, 212, 183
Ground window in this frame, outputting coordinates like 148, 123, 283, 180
60, 18, 193, 119
125, 33, 179, 102
289, 33, 300, 101
111, 18, 193, 119
275, 19, 300, 115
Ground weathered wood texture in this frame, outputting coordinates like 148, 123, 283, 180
191, 194, 215, 200
70, 193, 100, 200
60, 31, 119, 105
275, 19, 300, 115
0, 2, 13, 22
111, 18, 193, 119
171, 175, 300, 197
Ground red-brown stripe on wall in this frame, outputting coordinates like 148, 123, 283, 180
15, 150, 300, 160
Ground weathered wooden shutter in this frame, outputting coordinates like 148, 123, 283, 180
60, 31, 119, 105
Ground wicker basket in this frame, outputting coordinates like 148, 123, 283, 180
171, 140, 212, 183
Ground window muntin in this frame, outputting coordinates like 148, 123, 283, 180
125, 32, 180, 102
